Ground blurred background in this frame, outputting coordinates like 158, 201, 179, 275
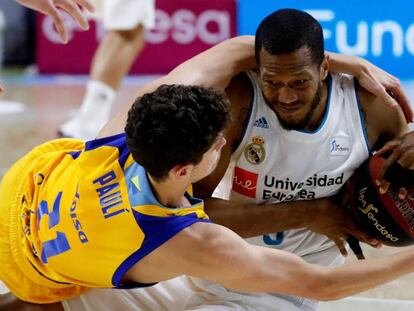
0, 0, 413, 310
1, 0, 414, 77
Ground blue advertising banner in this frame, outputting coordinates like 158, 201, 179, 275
238, 1, 414, 79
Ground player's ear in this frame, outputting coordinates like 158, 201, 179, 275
320, 54, 329, 80
170, 164, 193, 180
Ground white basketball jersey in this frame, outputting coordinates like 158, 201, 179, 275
214, 71, 370, 264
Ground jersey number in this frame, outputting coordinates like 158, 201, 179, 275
263, 231, 284, 245
37, 192, 71, 263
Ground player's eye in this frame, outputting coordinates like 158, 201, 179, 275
264, 80, 282, 88
294, 80, 307, 86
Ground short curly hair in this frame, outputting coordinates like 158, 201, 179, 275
125, 84, 230, 181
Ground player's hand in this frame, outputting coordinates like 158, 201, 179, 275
306, 198, 380, 257
376, 131, 414, 199
16, 0, 95, 44
355, 60, 413, 122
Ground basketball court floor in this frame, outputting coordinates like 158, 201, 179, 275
1, 74, 414, 310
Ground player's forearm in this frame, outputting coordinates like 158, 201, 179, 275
180, 224, 414, 301
312, 248, 414, 300
327, 51, 366, 77
168, 35, 256, 89
241, 246, 414, 301
218, 35, 257, 82
99, 37, 256, 138
204, 197, 313, 238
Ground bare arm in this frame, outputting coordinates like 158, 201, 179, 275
328, 52, 412, 122
99, 36, 411, 137
358, 86, 413, 197
97, 36, 256, 138
204, 196, 376, 256
125, 222, 414, 301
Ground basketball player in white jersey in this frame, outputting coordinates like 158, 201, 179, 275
55, 29, 414, 311
176, 9, 413, 310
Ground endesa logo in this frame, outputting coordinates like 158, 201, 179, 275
147, 9, 231, 45
232, 167, 258, 198
42, 9, 231, 46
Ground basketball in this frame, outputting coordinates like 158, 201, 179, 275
347, 156, 414, 246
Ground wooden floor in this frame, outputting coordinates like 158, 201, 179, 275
1, 76, 414, 308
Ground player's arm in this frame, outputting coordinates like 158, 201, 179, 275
359, 86, 414, 198
202, 194, 375, 256
359, 83, 409, 152
164, 36, 410, 116
328, 52, 412, 121
99, 35, 411, 138
125, 222, 414, 300
98, 36, 256, 138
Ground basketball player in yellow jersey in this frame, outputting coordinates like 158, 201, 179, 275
3, 38, 414, 311
0, 85, 229, 304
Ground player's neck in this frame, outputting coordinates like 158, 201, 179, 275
148, 174, 189, 208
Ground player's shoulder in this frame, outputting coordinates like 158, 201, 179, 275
356, 81, 407, 147
225, 71, 254, 137
226, 71, 254, 109
357, 83, 403, 124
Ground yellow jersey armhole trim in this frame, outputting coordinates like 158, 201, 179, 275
133, 204, 208, 219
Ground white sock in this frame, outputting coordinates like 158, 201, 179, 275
61, 80, 117, 140
78, 80, 116, 125
60, 80, 116, 140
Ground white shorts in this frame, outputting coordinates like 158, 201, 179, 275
90, 0, 155, 30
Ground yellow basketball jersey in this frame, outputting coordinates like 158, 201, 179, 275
19, 133, 210, 289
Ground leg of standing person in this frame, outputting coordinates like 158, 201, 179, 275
58, 0, 155, 140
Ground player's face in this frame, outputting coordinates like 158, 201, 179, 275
259, 46, 327, 130
191, 134, 227, 182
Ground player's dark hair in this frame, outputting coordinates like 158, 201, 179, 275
255, 8, 324, 65
125, 84, 230, 181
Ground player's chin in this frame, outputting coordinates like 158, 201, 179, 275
278, 116, 306, 130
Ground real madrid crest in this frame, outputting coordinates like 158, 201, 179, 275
244, 136, 266, 165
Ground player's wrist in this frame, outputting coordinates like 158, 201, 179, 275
349, 57, 370, 80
